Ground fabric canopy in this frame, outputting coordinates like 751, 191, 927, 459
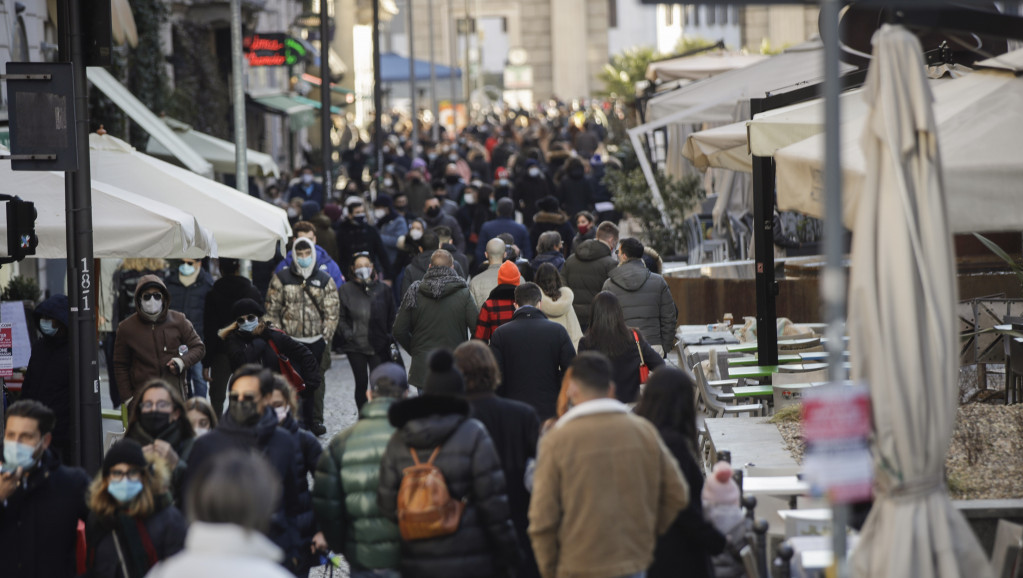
847, 25, 990, 577
774, 48, 1023, 233
87, 67, 214, 178
0, 155, 213, 258
145, 117, 280, 178
249, 94, 317, 130
88, 133, 291, 260
379, 52, 461, 83
645, 52, 768, 83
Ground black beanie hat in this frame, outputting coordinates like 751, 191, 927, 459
231, 298, 266, 319
103, 438, 148, 477
423, 349, 465, 396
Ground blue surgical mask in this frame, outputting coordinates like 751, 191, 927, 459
178, 263, 196, 276
3, 440, 40, 470
107, 479, 144, 504
39, 319, 57, 337
239, 319, 259, 332
296, 255, 314, 268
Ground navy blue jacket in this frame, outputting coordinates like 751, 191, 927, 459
166, 268, 215, 336
477, 218, 532, 263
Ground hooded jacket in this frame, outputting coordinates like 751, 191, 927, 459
265, 239, 340, 343
21, 295, 72, 454
185, 407, 304, 572
202, 275, 262, 359
602, 260, 678, 351
274, 244, 345, 289
377, 395, 519, 578
562, 239, 617, 329
113, 275, 206, 402
312, 397, 402, 572
0, 449, 90, 578
393, 266, 477, 386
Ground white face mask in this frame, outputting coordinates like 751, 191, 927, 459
141, 296, 163, 315
274, 406, 289, 423
528, 167, 541, 178
374, 208, 388, 220
194, 427, 209, 437
463, 195, 476, 205
409, 228, 423, 241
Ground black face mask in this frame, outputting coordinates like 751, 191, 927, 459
140, 411, 172, 436
229, 399, 261, 426
410, 177, 422, 185
394, 205, 408, 213
445, 175, 460, 185
425, 206, 441, 218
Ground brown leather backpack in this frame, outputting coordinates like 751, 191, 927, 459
397, 446, 466, 541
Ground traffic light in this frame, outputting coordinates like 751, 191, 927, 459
6, 197, 38, 261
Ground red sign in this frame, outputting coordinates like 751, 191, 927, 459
0, 323, 12, 378
801, 385, 874, 503
243, 33, 288, 67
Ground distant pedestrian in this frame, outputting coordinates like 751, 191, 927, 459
422, 196, 466, 253
146, 450, 294, 578
166, 257, 214, 399
562, 221, 618, 331
0, 400, 91, 578
338, 254, 397, 410
20, 294, 71, 462
602, 238, 678, 354
336, 196, 391, 279
377, 350, 519, 578
531, 231, 566, 272
570, 210, 596, 252
477, 197, 531, 263
84, 438, 187, 578
374, 193, 408, 274
275, 221, 345, 290
557, 157, 595, 218
528, 353, 689, 578
489, 283, 575, 420
534, 263, 583, 349
288, 166, 325, 207
393, 250, 477, 388
474, 261, 522, 342
313, 363, 408, 577
578, 291, 665, 404
528, 196, 573, 260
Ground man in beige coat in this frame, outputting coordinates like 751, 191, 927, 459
528, 352, 689, 578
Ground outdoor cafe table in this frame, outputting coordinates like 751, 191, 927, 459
743, 475, 809, 510
727, 336, 849, 353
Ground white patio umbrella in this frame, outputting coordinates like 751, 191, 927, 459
645, 52, 768, 83
847, 25, 989, 578
0, 164, 214, 258
145, 117, 280, 178
88, 133, 291, 260
774, 48, 1023, 233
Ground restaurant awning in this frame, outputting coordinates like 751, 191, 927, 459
292, 95, 344, 115
379, 52, 461, 82
87, 67, 214, 178
645, 51, 769, 83
145, 117, 280, 178
249, 94, 317, 129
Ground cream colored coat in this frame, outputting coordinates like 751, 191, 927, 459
538, 287, 583, 349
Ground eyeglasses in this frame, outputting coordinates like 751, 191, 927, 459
108, 468, 143, 482
141, 293, 162, 302
228, 392, 258, 403
236, 314, 258, 325
140, 400, 173, 412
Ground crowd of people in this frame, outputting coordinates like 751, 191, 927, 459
0, 115, 757, 578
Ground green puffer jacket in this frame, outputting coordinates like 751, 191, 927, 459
312, 398, 400, 572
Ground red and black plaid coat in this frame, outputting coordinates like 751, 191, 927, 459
474, 284, 518, 342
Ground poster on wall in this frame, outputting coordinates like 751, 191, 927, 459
0, 323, 12, 378
0, 301, 34, 369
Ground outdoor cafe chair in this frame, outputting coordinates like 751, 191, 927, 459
693, 362, 764, 418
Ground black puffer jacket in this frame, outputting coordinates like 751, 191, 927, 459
561, 239, 616, 329
221, 324, 322, 392
378, 395, 519, 578
21, 295, 71, 459
202, 275, 262, 359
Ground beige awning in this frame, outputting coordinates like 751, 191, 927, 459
646, 52, 768, 83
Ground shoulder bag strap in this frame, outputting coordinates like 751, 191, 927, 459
408, 447, 422, 466
426, 446, 442, 465
135, 518, 159, 569
301, 281, 326, 323
633, 330, 646, 367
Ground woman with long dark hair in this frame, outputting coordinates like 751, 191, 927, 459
124, 379, 197, 502
576, 291, 664, 404
634, 367, 726, 578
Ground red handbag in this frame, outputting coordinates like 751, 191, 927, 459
268, 337, 306, 393
633, 330, 649, 384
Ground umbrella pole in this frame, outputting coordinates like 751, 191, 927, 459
408, 0, 419, 150
322, 0, 334, 195
822, 0, 849, 575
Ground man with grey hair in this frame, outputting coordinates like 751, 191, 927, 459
394, 250, 477, 387
470, 237, 522, 309
313, 363, 408, 577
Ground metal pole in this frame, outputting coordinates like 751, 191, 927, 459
320, 0, 333, 196
230, 0, 248, 194
751, 96, 778, 368
447, 0, 457, 131
822, 0, 848, 576
464, 0, 470, 105
60, 0, 102, 473
373, 0, 384, 176
408, 0, 418, 151
428, 0, 438, 141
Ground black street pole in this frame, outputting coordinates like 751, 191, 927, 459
320, 0, 333, 197
59, 0, 102, 472
373, 0, 384, 177
750, 98, 778, 368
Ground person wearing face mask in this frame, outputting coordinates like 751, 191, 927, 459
443, 163, 467, 204
268, 377, 326, 576
339, 255, 397, 409
334, 196, 391, 280
166, 258, 214, 400
20, 294, 72, 463
431, 178, 460, 217
184, 366, 305, 574
492, 167, 514, 201
125, 380, 197, 504
514, 158, 552, 228
404, 160, 432, 216
114, 275, 205, 410
287, 166, 325, 207
184, 398, 217, 438
571, 211, 596, 251
0, 400, 91, 578
84, 438, 187, 578
220, 298, 321, 428
421, 196, 466, 253
557, 157, 595, 219
372, 193, 408, 275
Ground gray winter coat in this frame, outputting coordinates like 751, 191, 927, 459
562, 239, 616, 329
602, 260, 678, 351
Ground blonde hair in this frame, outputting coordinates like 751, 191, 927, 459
119, 258, 167, 272
87, 454, 170, 520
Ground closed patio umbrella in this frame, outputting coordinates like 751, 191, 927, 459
847, 25, 989, 578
